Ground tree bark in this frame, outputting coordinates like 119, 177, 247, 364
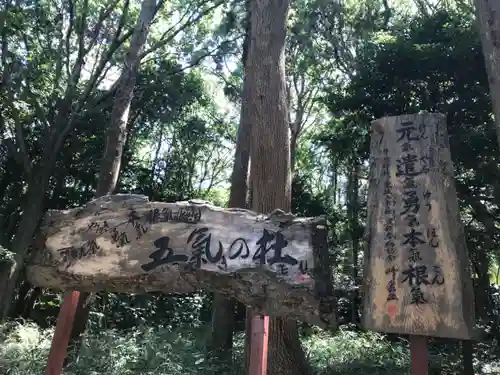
0, 167, 51, 320
66, 0, 160, 341
290, 131, 298, 172
347, 159, 360, 324
462, 340, 474, 375
474, 0, 500, 148
210, 293, 235, 362
473, 247, 490, 320
246, 0, 310, 373
96, 0, 159, 196
210, 3, 253, 362
210, 45, 253, 367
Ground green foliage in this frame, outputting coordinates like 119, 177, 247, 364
2, 322, 500, 375
292, 175, 330, 217
1, 0, 500, 374
0, 0, 236, 338
320, 11, 500, 317
198, 187, 230, 207
304, 329, 409, 374
0, 322, 230, 375
26, 289, 212, 331
0, 246, 15, 261
88, 292, 212, 331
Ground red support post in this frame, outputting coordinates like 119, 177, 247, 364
248, 315, 269, 375
410, 335, 429, 375
44, 291, 80, 375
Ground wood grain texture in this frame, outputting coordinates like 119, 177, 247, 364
362, 112, 475, 339
26, 194, 336, 328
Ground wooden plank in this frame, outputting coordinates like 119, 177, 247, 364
27, 194, 336, 329
248, 315, 269, 375
44, 291, 79, 375
410, 335, 428, 375
362, 112, 475, 339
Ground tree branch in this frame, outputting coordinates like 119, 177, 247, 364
85, 0, 122, 54
153, 36, 241, 76
5, 101, 33, 177
50, 5, 66, 113
64, 0, 76, 81
76, 29, 134, 111
139, 0, 224, 58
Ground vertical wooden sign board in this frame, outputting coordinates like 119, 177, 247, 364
362, 113, 475, 374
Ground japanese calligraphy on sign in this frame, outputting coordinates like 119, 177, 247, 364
26, 195, 336, 329
362, 113, 475, 339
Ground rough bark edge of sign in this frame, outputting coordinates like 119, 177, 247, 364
26, 262, 337, 329
437, 113, 476, 337
41, 194, 320, 233
28, 195, 337, 329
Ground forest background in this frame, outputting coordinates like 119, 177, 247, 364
0, 0, 499, 374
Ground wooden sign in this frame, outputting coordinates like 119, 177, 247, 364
27, 194, 336, 328
362, 112, 475, 340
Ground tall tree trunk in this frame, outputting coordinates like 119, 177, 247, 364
462, 340, 474, 375
289, 101, 305, 172
0, 1, 58, 319
330, 165, 337, 205
0, 167, 51, 320
96, 0, 158, 195
469, 5, 500, 355
347, 158, 360, 324
210, 294, 235, 363
56, 0, 160, 342
290, 131, 298, 172
474, 0, 500, 148
210, 5, 252, 363
0, 183, 22, 248
246, 0, 309, 373
474, 248, 491, 321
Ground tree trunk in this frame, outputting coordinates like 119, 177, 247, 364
246, 0, 309, 373
473, 248, 490, 321
331, 165, 337, 205
348, 159, 360, 324
474, 0, 500, 148
290, 131, 298, 172
462, 340, 474, 375
289, 99, 305, 173
66, 0, 159, 341
209, 102, 252, 361
0, 183, 22, 248
96, 0, 158, 196
210, 293, 236, 363
0, 169, 50, 320
210, 4, 252, 363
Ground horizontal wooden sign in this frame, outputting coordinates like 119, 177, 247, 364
27, 194, 336, 328
362, 112, 475, 340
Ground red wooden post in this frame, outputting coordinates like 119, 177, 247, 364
248, 315, 269, 375
410, 335, 428, 375
44, 291, 80, 375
